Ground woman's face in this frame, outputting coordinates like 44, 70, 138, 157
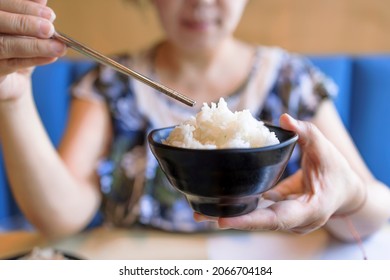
153, 0, 248, 51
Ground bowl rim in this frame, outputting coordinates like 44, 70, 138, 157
148, 124, 298, 153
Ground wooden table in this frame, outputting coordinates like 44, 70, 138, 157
1, 223, 390, 260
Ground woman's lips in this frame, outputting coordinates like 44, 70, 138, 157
181, 19, 216, 32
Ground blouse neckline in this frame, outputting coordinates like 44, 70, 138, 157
144, 43, 263, 112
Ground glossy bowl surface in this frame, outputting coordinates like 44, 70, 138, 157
148, 124, 298, 217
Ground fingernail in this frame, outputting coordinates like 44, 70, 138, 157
39, 20, 54, 37
284, 114, 295, 122
50, 41, 66, 55
40, 8, 56, 22
286, 114, 299, 128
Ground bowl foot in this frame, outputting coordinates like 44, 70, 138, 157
188, 196, 259, 217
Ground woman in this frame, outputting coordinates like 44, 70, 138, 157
0, 0, 389, 242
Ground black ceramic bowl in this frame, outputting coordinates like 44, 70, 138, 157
148, 124, 298, 217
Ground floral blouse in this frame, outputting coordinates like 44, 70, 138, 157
72, 45, 337, 232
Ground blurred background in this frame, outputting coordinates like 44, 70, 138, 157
50, 0, 390, 57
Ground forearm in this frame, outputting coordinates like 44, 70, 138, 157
325, 180, 390, 242
0, 92, 101, 238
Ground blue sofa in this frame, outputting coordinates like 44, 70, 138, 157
0, 55, 389, 224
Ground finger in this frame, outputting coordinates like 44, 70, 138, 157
263, 170, 303, 201
257, 198, 275, 208
0, 36, 66, 59
0, 12, 55, 39
288, 220, 325, 234
0, 57, 58, 76
280, 114, 308, 148
0, 0, 55, 21
280, 114, 334, 172
218, 199, 313, 231
29, 0, 48, 5
280, 114, 327, 152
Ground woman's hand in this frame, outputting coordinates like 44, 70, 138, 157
194, 114, 366, 234
0, 0, 66, 101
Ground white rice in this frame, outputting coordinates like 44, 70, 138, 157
164, 98, 280, 149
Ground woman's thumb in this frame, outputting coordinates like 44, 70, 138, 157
279, 113, 320, 149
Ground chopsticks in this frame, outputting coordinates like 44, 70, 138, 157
52, 31, 196, 107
